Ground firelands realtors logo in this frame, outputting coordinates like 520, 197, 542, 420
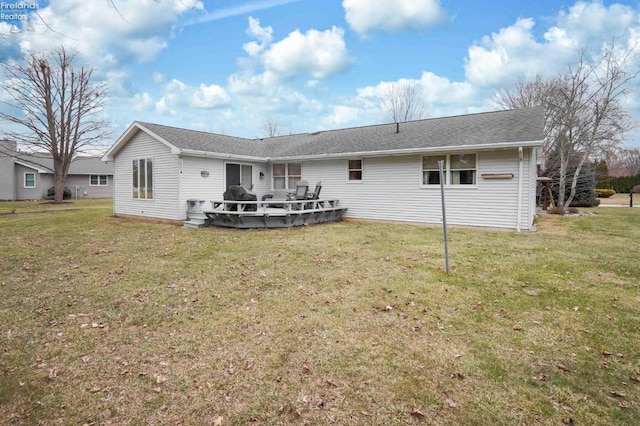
1, 2, 39, 33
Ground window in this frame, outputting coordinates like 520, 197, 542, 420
133, 158, 153, 199
450, 154, 476, 185
24, 172, 36, 188
348, 159, 362, 181
226, 163, 252, 189
272, 162, 301, 189
422, 153, 477, 186
90, 175, 108, 186
422, 155, 446, 185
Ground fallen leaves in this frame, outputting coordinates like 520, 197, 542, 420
410, 407, 426, 418
443, 393, 458, 408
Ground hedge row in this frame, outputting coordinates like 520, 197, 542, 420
610, 174, 640, 193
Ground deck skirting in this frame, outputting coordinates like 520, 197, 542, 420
194, 199, 347, 229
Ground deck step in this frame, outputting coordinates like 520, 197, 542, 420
183, 219, 205, 228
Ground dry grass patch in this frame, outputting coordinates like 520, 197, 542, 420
1, 202, 639, 424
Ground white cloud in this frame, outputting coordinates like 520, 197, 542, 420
322, 105, 364, 128
243, 16, 273, 56
343, 0, 448, 34
464, 18, 547, 87
15, 0, 203, 68
264, 26, 350, 78
191, 84, 232, 108
463, 2, 640, 89
229, 17, 350, 97
155, 78, 230, 115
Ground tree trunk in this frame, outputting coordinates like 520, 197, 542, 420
557, 148, 566, 209
565, 154, 587, 207
54, 173, 65, 203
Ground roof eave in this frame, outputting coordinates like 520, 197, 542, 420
270, 139, 544, 161
179, 149, 267, 162
14, 159, 51, 173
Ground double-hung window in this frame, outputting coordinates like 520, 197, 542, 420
347, 159, 363, 182
133, 158, 153, 199
24, 172, 36, 188
90, 175, 108, 186
272, 162, 301, 189
422, 154, 476, 186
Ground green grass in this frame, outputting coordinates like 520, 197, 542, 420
1, 201, 639, 424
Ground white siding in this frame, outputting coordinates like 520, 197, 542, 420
300, 148, 535, 231
178, 157, 270, 217
526, 147, 540, 229
113, 131, 181, 220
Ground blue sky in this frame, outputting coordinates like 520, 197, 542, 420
2, 0, 640, 147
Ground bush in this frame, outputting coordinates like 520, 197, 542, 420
595, 188, 616, 198
47, 186, 72, 200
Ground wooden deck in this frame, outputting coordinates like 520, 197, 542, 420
186, 199, 347, 229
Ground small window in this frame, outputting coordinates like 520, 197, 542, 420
133, 158, 153, 199
348, 159, 362, 181
24, 172, 36, 188
90, 175, 108, 186
422, 155, 446, 185
450, 154, 476, 185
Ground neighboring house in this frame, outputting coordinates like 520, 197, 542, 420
0, 140, 114, 200
102, 107, 545, 231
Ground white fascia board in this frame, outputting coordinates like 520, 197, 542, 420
14, 159, 50, 173
269, 139, 544, 162
179, 149, 267, 163
102, 122, 181, 161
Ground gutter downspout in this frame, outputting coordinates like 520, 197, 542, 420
517, 147, 524, 232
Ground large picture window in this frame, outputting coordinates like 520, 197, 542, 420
133, 158, 153, 199
422, 154, 476, 186
272, 162, 301, 189
348, 159, 362, 182
90, 175, 108, 186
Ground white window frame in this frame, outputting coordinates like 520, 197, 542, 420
347, 158, 363, 183
90, 175, 108, 186
133, 158, 153, 200
272, 162, 301, 190
421, 153, 477, 188
24, 172, 36, 188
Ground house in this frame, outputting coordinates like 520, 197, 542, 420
0, 140, 114, 200
102, 107, 545, 231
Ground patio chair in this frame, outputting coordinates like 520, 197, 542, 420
294, 180, 309, 200
306, 181, 322, 200
292, 180, 309, 210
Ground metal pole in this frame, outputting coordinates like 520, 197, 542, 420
438, 160, 450, 273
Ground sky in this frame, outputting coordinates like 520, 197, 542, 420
2, 0, 640, 148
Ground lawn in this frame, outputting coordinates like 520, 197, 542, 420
1, 200, 639, 425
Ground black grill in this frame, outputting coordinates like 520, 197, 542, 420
223, 185, 257, 211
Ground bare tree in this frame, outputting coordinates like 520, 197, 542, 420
560, 47, 638, 207
263, 118, 281, 137
605, 148, 640, 177
495, 45, 639, 209
494, 75, 563, 156
0, 46, 109, 202
381, 80, 426, 123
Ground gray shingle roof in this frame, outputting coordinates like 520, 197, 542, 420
16, 153, 113, 175
137, 107, 544, 160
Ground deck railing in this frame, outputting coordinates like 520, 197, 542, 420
199, 198, 347, 228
